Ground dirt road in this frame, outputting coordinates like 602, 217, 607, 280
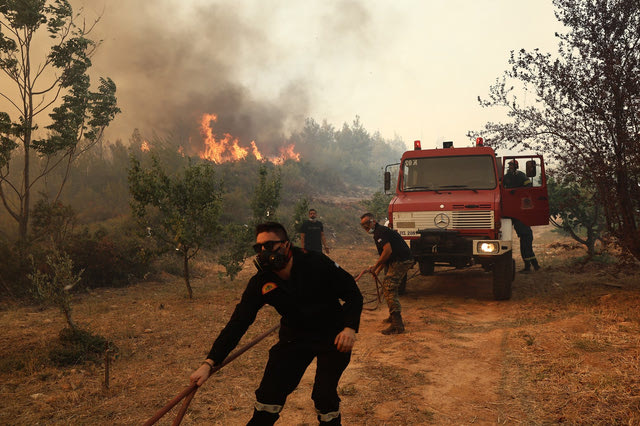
270, 265, 542, 425
199, 240, 638, 425
1, 240, 638, 425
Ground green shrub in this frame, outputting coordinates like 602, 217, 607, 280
48, 327, 117, 367
0, 239, 31, 299
218, 223, 253, 280
64, 226, 153, 288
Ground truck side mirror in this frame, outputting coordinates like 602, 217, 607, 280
384, 171, 391, 191
526, 160, 537, 177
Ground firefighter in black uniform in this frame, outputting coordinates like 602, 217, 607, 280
190, 222, 363, 425
503, 160, 541, 272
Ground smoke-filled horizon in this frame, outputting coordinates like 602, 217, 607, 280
78, 0, 317, 157
73, 0, 562, 154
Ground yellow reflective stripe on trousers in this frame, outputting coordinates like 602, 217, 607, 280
317, 410, 340, 422
255, 401, 283, 414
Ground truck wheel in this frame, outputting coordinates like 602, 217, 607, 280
419, 260, 434, 276
492, 252, 513, 300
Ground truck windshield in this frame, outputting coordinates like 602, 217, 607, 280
402, 155, 497, 191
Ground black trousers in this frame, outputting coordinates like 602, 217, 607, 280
513, 219, 535, 261
249, 338, 351, 424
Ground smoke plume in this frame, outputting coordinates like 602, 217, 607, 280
80, 0, 312, 156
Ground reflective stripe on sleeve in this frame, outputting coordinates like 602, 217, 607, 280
255, 401, 283, 414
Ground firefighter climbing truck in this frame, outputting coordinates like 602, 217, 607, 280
384, 138, 549, 300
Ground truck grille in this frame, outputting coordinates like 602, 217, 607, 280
450, 211, 494, 228
392, 210, 494, 237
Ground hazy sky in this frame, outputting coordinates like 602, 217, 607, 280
73, 0, 564, 151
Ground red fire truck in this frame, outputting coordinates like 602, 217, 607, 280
384, 138, 549, 300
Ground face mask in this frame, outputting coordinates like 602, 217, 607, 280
254, 246, 290, 271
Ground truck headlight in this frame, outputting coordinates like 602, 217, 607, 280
478, 242, 499, 254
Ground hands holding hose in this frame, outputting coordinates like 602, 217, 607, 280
190, 360, 213, 386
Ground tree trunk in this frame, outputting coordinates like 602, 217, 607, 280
20, 129, 32, 242
183, 252, 193, 299
63, 305, 77, 330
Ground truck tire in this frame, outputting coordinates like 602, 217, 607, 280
492, 252, 513, 300
419, 260, 434, 276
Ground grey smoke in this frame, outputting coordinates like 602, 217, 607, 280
81, 0, 316, 155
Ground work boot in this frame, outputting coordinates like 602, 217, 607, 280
518, 260, 531, 274
382, 315, 392, 324
247, 408, 279, 425
531, 258, 540, 271
381, 312, 404, 335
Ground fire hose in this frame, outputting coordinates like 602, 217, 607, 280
354, 268, 383, 310
143, 269, 378, 425
143, 324, 280, 426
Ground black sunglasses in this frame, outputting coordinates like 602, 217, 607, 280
360, 220, 372, 229
252, 240, 286, 253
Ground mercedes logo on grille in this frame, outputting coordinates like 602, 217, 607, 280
434, 213, 450, 229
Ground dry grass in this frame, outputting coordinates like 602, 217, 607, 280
1, 231, 640, 425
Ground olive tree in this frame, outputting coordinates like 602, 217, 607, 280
251, 165, 282, 223
29, 247, 82, 330
218, 165, 282, 280
548, 174, 606, 258
128, 155, 223, 298
472, 0, 640, 261
0, 0, 119, 242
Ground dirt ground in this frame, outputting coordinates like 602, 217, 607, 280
1, 226, 640, 425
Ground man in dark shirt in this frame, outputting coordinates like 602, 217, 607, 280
360, 212, 414, 335
503, 159, 532, 189
190, 222, 363, 425
503, 160, 540, 273
300, 208, 330, 254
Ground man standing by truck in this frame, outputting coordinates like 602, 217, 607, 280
360, 213, 414, 334
504, 160, 541, 273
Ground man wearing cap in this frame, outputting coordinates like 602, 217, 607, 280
504, 160, 541, 273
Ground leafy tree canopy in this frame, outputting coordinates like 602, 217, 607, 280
128, 155, 223, 297
0, 0, 119, 241
472, 0, 640, 260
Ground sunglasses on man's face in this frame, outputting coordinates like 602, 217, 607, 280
252, 240, 286, 253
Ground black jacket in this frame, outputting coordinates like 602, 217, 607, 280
207, 247, 363, 364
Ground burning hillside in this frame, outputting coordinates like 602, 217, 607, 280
198, 113, 299, 165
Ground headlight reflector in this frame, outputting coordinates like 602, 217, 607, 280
478, 242, 499, 254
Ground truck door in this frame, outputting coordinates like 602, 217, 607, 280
501, 155, 549, 226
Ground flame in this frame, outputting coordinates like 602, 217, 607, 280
141, 140, 150, 152
250, 141, 263, 161
271, 144, 301, 165
280, 144, 300, 162
198, 113, 300, 164
199, 113, 247, 163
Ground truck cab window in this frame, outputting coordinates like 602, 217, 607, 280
402, 155, 497, 191
503, 157, 542, 188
